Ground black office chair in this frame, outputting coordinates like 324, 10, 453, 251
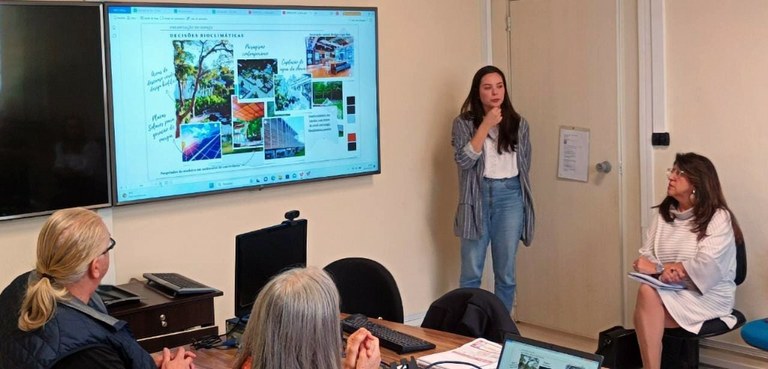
421, 288, 519, 343
324, 257, 404, 323
661, 239, 747, 369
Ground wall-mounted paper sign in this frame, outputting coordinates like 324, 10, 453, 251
557, 126, 590, 182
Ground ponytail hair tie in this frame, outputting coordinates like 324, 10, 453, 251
40, 273, 56, 282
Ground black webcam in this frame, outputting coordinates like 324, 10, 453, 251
284, 210, 300, 222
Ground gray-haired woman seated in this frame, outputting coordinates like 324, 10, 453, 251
233, 267, 381, 369
0, 208, 194, 369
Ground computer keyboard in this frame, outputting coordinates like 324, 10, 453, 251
143, 273, 219, 295
341, 313, 436, 354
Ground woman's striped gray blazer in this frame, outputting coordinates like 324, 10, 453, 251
451, 115, 535, 246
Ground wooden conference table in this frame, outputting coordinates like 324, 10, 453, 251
189, 317, 474, 369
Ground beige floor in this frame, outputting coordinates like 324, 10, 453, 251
516, 321, 599, 354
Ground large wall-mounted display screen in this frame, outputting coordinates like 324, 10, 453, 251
106, 4, 379, 204
0, 2, 110, 220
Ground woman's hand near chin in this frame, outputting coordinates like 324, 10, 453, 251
481, 107, 502, 128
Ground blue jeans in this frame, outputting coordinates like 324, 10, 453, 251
459, 176, 524, 311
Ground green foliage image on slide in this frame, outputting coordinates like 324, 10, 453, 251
172, 39, 234, 138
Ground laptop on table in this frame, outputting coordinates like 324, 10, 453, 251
497, 334, 603, 369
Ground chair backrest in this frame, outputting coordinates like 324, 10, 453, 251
735, 239, 747, 286
323, 257, 404, 323
420, 288, 519, 343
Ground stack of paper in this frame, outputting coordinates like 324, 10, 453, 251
417, 338, 501, 369
627, 272, 685, 290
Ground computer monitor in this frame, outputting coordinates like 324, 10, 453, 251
497, 333, 603, 369
234, 217, 307, 318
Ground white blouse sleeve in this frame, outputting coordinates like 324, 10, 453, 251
683, 209, 736, 294
639, 213, 662, 267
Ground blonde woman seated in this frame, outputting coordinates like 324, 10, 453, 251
0, 208, 194, 369
633, 153, 743, 369
233, 267, 381, 369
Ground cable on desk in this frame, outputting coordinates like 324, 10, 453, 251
191, 335, 222, 350
191, 316, 244, 350
423, 361, 483, 369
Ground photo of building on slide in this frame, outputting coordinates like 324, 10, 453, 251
312, 81, 344, 119
275, 73, 312, 112
263, 116, 305, 160
181, 122, 222, 162
306, 35, 354, 78
236, 59, 277, 100
223, 97, 264, 154
172, 39, 234, 144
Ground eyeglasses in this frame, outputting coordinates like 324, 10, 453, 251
666, 167, 686, 178
102, 238, 116, 255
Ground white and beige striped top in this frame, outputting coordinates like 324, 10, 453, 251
640, 207, 737, 333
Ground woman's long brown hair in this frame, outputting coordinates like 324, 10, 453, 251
460, 65, 521, 154
658, 152, 743, 244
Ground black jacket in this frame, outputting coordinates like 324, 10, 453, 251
421, 288, 520, 343
0, 272, 156, 369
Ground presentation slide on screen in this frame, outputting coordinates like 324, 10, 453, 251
497, 341, 600, 369
107, 6, 379, 203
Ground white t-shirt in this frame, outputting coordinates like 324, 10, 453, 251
483, 126, 518, 179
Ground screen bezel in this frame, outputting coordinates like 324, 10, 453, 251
104, 3, 381, 206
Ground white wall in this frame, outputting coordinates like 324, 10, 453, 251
0, 0, 487, 330
658, 0, 768, 348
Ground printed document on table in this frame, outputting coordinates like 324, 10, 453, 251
417, 338, 501, 369
628, 272, 685, 290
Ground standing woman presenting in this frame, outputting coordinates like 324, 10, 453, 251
452, 65, 535, 312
